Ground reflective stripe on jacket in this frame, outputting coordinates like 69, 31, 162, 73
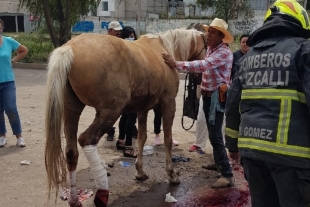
225, 36, 310, 168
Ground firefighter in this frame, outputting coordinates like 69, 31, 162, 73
225, 0, 310, 206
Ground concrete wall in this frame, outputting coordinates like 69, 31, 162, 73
229, 10, 265, 35
79, 9, 266, 36
145, 10, 265, 35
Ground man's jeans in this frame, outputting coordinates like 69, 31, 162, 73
203, 96, 232, 178
0, 81, 22, 135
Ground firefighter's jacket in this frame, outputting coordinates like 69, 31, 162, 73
225, 36, 310, 169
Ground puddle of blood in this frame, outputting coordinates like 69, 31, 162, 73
173, 164, 251, 207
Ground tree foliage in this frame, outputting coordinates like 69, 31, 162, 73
19, 0, 100, 47
195, 0, 253, 22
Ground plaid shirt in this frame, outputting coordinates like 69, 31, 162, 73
176, 43, 233, 92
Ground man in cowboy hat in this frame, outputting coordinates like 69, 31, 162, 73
162, 18, 234, 188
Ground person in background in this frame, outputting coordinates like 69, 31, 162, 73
105, 21, 123, 141
225, 0, 310, 206
188, 24, 209, 152
107, 21, 122, 37
188, 97, 208, 152
120, 26, 137, 40
115, 26, 138, 158
230, 34, 250, 80
154, 107, 179, 146
162, 18, 234, 188
0, 19, 28, 148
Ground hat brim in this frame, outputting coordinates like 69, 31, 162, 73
202, 25, 234, 44
112, 26, 122, 31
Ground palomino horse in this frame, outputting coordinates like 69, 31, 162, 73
45, 28, 206, 207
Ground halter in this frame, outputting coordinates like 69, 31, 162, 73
190, 34, 207, 60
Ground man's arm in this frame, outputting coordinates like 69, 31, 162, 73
162, 47, 232, 74
225, 67, 242, 155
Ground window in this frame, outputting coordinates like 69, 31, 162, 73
102, 1, 108, 11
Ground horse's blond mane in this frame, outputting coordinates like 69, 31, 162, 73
144, 29, 203, 60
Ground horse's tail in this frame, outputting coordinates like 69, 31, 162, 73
45, 45, 74, 199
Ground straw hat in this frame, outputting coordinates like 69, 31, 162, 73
202, 18, 234, 43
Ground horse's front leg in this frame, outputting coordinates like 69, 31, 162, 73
161, 100, 180, 184
135, 110, 149, 180
79, 108, 120, 207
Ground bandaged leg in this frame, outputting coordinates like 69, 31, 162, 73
68, 170, 82, 207
83, 145, 109, 207
83, 145, 108, 189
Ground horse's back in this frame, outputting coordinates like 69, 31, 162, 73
64, 33, 179, 110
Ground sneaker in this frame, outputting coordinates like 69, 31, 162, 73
202, 163, 219, 171
189, 145, 201, 152
154, 135, 162, 146
211, 176, 233, 188
0, 137, 7, 147
16, 137, 26, 147
172, 139, 179, 146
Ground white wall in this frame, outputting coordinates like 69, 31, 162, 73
83, 9, 266, 36
146, 10, 265, 35
228, 10, 265, 35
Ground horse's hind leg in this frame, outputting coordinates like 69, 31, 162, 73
64, 83, 85, 207
79, 107, 121, 207
161, 99, 180, 184
135, 110, 149, 180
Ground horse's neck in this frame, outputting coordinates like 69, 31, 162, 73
173, 47, 183, 61
138, 36, 165, 53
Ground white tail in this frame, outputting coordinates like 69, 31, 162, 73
44, 45, 74, 199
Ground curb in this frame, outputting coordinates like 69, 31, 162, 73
13, 62, 47, 70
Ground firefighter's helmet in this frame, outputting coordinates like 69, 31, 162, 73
265, 0, 310, 30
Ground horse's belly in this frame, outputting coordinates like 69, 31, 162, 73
123, 95, 159, 113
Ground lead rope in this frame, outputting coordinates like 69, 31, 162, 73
181, 73, 195, 130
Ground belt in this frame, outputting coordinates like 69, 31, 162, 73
201, 90, 213, 97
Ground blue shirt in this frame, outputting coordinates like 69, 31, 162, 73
0, 36, 20, 83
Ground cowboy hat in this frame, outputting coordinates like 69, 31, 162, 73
202, 18, 234, 44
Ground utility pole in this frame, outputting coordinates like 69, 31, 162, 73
136, 0, 141, 37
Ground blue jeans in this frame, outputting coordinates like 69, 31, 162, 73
203, 96, 232, 178
0, 81, 22, 135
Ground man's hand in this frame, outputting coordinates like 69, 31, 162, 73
229, 151, 240, 164
162, 52, 176, 69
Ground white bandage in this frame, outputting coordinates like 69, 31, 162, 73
83, 145, 108, 190
68, 170, 78, 204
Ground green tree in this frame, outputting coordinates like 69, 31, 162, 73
19, 0, 100, 47
196, 0, 253, 22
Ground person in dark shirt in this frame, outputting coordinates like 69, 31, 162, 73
231, 34, 249, 80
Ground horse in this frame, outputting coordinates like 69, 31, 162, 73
45, 28, 207, 207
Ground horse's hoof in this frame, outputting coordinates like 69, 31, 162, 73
94, 189, 109, 207
169, 176, 180, 185
68, 200, 82, 207
135, 173, 149, 180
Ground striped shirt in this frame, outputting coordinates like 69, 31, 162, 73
176, 43, 233, 92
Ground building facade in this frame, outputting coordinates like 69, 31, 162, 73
0, 0, 36, 33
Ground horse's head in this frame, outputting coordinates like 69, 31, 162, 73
160, 28, 207, 62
